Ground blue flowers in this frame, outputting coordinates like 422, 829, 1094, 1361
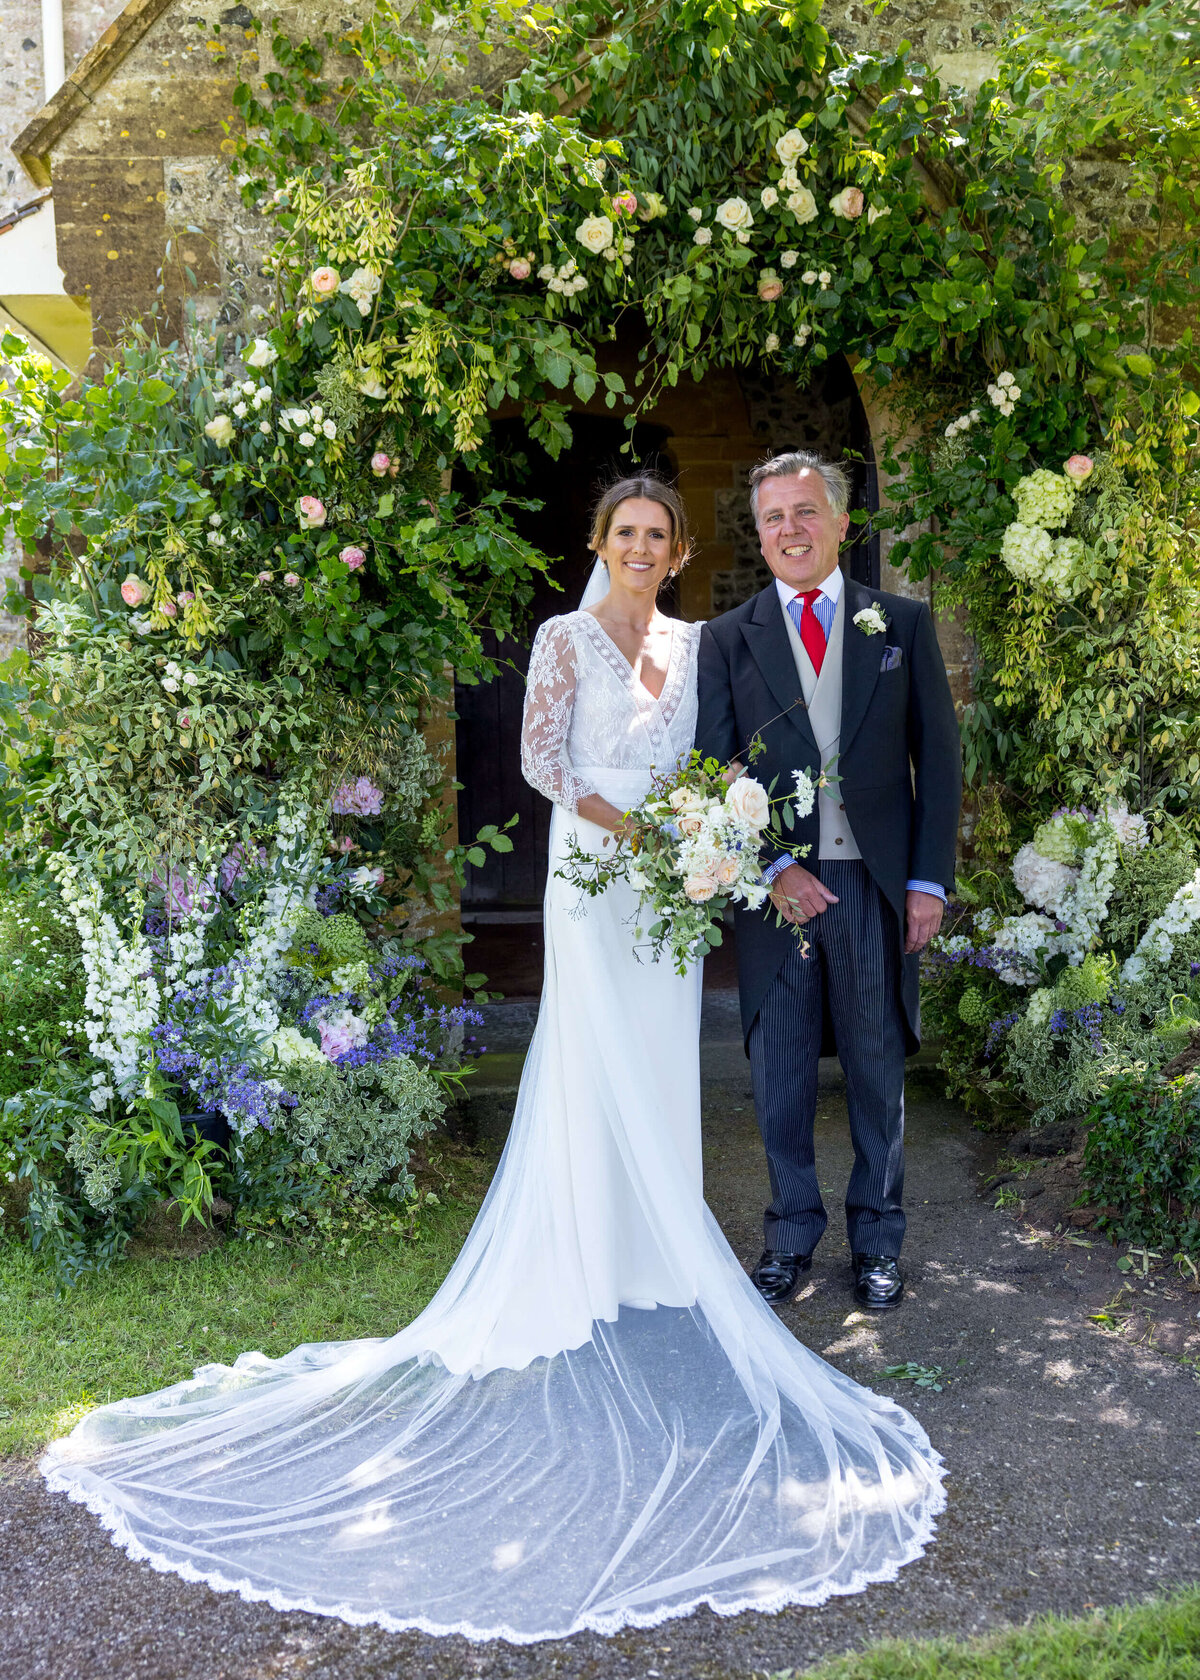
984, 1012, 1019, 1060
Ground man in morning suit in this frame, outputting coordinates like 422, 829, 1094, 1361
695, 451, 962, 1310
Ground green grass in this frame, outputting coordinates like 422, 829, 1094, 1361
0, 1154, 491, 1457
760, 1588, 1200, 1680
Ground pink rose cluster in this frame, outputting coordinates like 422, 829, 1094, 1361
332, 775, 385, 816
340, 545, 366, 571
370, 451, 400, 478
1064, 454, 1094, 482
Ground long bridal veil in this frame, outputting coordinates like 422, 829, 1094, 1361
40, 608, 946, 1644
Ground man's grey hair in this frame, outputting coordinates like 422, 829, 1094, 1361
748, 451, 853, 522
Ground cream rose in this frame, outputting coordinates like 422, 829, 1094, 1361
358, 372, 387, 399
758, 273, 784, 302
760, 186, 779, 210
684, 874, 718, 903
786, 187, 818, 224
867, 202, 891, 226
830, 186, 865, 220
714, 196, 754, 234
725, 776, 770, 829
310, 265, 341, 295
204, 414, 235, 447
575, 214, 614, 255
669, 785, 706, 813
245, 337, 277, 369
775, 128, 809, 166
678, 813, 705, 837
715, 856, 741, 887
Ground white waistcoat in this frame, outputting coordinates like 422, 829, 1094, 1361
780, 591, 862, 861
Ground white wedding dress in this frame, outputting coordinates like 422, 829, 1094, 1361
41, 606, 946, 1644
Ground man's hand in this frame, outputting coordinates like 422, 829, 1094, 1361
769, 864, 839, 925
905, 889, 944, 954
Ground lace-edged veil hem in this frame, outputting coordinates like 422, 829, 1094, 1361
41, 1449, 948, 1646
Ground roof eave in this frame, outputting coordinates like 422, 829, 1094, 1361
13, 0, 179, 186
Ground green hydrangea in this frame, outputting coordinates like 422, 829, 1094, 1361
1031, 812, 1091, 867
1014, 468, 1077, 530
958, 987, 990, 1027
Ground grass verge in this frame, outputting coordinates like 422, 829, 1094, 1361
760, 1587, 1200, 1680
0, 1144, 492, 1457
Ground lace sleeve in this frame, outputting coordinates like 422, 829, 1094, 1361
521, 618, 596, 815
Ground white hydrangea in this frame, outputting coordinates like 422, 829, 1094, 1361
1102, 801, 1149, 850
1011, 842, 1078, 917
1014, 468, 1077, 530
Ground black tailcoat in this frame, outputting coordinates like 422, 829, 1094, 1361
695, 577, 962, 1050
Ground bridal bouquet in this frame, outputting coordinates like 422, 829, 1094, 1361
559, 752, 825, 974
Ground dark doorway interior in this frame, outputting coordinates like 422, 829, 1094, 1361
455, 415, 674, 917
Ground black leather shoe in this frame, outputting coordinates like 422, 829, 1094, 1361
751, 1249, 813, 1305
852, 1253, 904, 1310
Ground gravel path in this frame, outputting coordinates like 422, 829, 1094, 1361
3, 1010, 1199, 1680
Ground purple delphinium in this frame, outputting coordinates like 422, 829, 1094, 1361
1049, 1001, 1104, 1052
984, 1012, 1019, 1060
314, 880, 343, 916
151, 961, 297, 1129
927, 943, 1025, 975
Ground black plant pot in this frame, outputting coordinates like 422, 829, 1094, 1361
179, 1110, 231, 1154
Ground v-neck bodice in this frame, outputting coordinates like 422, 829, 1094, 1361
521, 611, 701, 815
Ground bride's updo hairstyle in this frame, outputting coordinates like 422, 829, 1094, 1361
588, 473, 694, 578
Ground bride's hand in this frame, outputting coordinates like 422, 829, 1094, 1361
722, 760, 745, 788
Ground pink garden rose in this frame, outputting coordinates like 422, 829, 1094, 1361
340, 546, 366, 570
310, 265, 340, 295
829, 186, 865, 220
335, 834, 355, 854
298, 495, 327, 529
179, 713, 192, 728
284, 572, 302, 587
176, 590, 195, 606
1064, 454, 1094, 482
611, 190, 638, 216
370, 451, 391, 477
120, 574, 149, 608
508, 258, 532, 280
256, 570, 273, 583
758, 276, 784, 302
159, 598, 178, 618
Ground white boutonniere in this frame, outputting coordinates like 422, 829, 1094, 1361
853, 605, 887, 636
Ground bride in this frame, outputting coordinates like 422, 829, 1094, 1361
41, 473, 946, 1644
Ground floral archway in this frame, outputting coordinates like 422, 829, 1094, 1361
1, 0, 1199, 1275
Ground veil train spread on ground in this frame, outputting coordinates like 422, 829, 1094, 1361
41, 612, 945, 1643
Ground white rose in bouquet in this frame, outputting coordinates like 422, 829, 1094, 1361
669, 785, 706, 812
725, 776, 770, 829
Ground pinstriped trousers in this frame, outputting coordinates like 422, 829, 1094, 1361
747, 860, 907, 1259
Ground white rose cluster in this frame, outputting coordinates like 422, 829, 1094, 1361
987, 370, 1022, 416
943, 408, 982, 440
539, 257, 587, 296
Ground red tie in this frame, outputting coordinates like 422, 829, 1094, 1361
795, 588, 826, 677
